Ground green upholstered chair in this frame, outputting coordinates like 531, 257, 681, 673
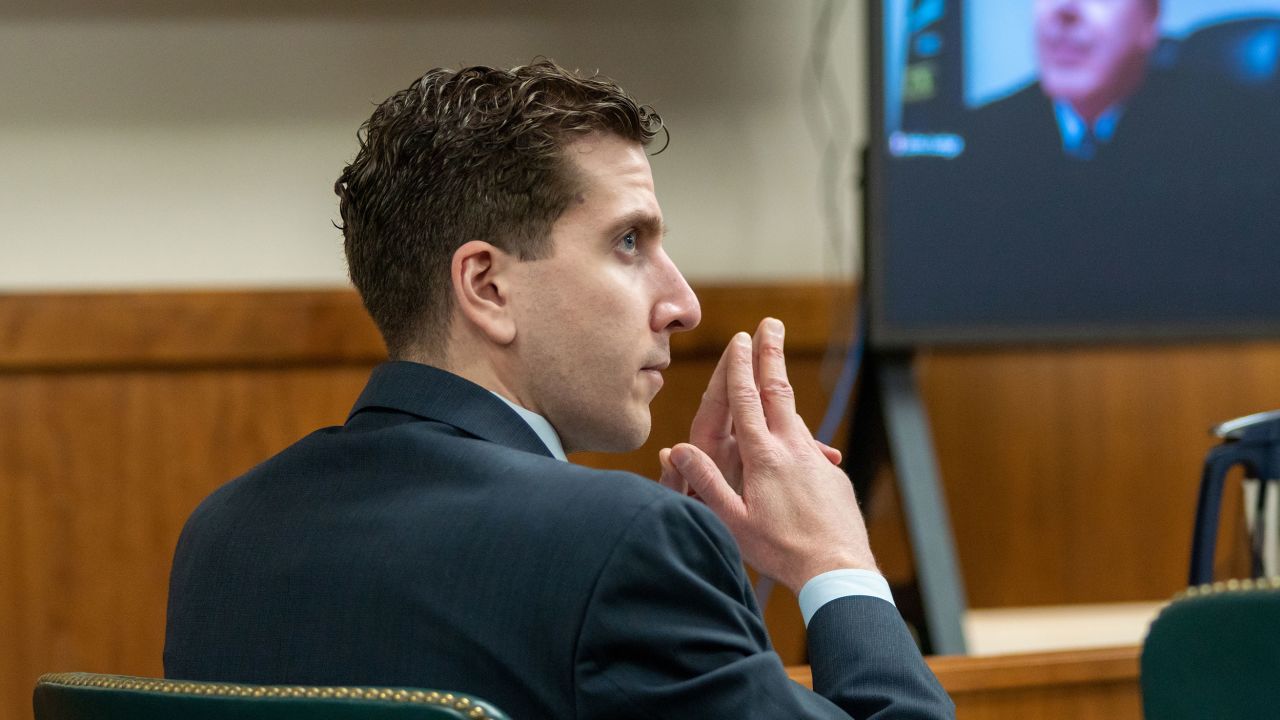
33, 672, 510, 720
1141, 577, 1280, 719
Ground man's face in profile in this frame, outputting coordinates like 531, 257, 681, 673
1035, 0, 1159, 119
506, 133, 701, 454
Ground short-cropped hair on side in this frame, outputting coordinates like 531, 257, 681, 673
334, 59, 664, 358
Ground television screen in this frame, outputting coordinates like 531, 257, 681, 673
868, 0, 1280, 347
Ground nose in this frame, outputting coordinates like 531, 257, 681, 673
1054, 0, 1080, 21
651, 250, 701, 335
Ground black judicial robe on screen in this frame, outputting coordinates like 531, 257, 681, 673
164, 361, 952, 719
884, 69, 1280, 333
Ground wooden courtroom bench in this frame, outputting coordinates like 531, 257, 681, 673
788, 645, 1142, 719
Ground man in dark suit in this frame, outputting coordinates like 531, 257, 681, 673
164, 60, 953, 719
1032, 0, 1160, 158
961, 0, 1171, 171
891, 0, 1280, 333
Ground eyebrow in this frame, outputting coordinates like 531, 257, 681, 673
612, 210, 668, 238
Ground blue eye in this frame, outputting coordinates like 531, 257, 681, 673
619, 230, 638, 254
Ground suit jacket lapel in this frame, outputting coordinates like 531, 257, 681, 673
348, 361, 556, 458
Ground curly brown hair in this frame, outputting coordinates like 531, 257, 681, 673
334, 59, 665, 359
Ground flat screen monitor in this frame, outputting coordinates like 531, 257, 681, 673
868, 0, 1280, 347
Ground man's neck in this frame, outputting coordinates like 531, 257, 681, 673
437, 357, 527, 411
1070, 65, 1148, 126
486, 391, 568, 461
403, 338, 569, 459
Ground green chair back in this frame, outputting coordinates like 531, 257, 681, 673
1141, 577, 1280, 719
33, 672, 510, 720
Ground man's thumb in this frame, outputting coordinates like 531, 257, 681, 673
670, 444, 743, 521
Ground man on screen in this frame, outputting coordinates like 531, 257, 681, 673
163, 60, 953, 719
967, 0, 1279, 165
966, 0, 1163, 161
1035, 0, 1159, 158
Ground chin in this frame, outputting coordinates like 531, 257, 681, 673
1043, 72, 1099, 99
602, 421, 652, 453
567, 412, 651, 454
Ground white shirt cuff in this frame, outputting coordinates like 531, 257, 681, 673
797, 569, 896, 626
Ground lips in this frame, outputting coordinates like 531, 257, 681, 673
641, 358, 668, 390
640, 367, 665, 392
1041, 35, 1093, 65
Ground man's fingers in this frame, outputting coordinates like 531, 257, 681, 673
752, 320, 764, 390
754, 318, 799, 431
689, 334, 735, 446
658, 447, 688, 495
670, 443, 745, 522
725, 332, 771, 445
817, 441, 842, 465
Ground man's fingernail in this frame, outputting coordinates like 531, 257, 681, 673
765, 318, 783, 339
734, 332, 751, 348
672, 447, 693, 470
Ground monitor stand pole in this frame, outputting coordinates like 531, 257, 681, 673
848, 349, 968, 654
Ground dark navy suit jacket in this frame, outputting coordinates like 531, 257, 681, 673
164, 361, 952, 719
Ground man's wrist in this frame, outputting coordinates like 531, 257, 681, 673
791, 551, 878, 592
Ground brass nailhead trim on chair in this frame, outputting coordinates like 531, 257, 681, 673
36, 673, 492, 719
1175, 575, 1280, 601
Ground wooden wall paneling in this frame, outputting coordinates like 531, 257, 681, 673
920, 344, 1280, 607
0, 366, 378, 720
0, 290, 385, 369
0, 383, 25, 718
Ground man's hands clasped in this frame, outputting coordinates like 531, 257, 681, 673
658, 317, 877, 594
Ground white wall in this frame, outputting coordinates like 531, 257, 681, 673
0, 0, 865, 290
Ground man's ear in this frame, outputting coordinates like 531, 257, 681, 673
451, 240, 517, 346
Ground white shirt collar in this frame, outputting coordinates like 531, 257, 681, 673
488, 391, 568, 461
